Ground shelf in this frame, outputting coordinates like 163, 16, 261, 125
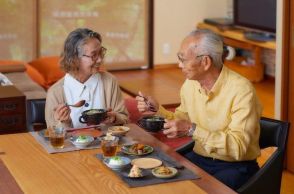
197, 22, 275, 82
224, 57, 264, 82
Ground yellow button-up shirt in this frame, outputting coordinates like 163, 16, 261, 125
158, 66, 262, 162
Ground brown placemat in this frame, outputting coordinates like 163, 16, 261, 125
30, 131, 136, 154
0, 158, 23, 194
96, 148, 199, 187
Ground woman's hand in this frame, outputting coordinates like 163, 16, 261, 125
163, 119, 192, 138
53, 104, 71, 123
102, 108, 116, 124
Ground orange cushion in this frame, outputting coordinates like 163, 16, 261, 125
28, 56, 65, 89
25, 64, 47, 89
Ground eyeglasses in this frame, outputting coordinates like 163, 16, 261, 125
82, 46, 107, 62
177, 53, 208, 64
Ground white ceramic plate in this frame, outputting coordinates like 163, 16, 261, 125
131, 158, 162, 169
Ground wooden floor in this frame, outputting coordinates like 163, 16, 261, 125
113, 66, 294, 194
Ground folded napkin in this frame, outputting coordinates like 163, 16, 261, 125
0, 73, 13, 86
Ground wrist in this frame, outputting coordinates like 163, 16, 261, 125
187, 123, 196, 137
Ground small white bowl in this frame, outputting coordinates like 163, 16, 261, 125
103, 156, 131, 171
152, 166, 178, 178
70, 135, 94, 148
108, 126, 130, 137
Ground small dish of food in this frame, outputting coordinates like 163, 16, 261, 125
121, 143, 153, 156
70, 135, 94, 148
103, 156, 131, 171
121, 165, 147, 179
152, 166, 178, 179
108, 126, 130, 136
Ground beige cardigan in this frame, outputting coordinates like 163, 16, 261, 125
45, 72, 129, 128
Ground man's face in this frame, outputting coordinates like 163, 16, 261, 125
177, 36, 206, 81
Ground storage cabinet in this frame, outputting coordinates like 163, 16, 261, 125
197, 23, 276, 82
0, 86, 26, 134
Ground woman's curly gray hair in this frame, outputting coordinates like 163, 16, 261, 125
60, 28, 102, 73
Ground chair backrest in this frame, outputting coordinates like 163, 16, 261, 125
26, 99, 46, 131
237, 117, 290, 194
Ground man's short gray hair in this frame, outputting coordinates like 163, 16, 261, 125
187, 29, 224, 69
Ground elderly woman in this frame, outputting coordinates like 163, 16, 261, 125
45, 28, 128, 128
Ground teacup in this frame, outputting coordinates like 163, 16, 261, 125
48, 126, 66, 149
100, 136, 119, 158
79, 109, 107, 125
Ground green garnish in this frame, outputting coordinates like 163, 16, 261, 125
112, 156, 121, 161
77, 135, 87, 140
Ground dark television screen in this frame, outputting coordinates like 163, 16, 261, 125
234, 0, 276, 34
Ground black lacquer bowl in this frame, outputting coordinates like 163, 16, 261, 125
137, 116, 165, 132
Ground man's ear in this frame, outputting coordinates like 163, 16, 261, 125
201, 55, 212, 71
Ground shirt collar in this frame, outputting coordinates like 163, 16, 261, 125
84, 74, 99, 90
209, 66, 228, 97
64, 74, 85, 96
64, 74, 99, 97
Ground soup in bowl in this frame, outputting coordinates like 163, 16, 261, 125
137, 116, 165, 132
79, 109, 107, 125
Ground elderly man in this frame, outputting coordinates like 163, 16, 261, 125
136, 29, 261, 190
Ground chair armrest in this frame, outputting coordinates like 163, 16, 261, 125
175, 140, 195, 155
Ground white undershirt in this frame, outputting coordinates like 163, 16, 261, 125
63, 73, 105, 128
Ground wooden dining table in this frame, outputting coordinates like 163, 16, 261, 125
0, 124, 236, 194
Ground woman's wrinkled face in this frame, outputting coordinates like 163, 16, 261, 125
79, 38, 103, 76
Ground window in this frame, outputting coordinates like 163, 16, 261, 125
0, 0, 153, 70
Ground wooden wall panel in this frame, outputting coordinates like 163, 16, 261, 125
283, 0, 294, 172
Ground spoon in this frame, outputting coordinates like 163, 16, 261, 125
66, 100, 86, 108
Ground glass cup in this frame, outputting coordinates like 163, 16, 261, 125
49, 126, 66, 149
100, 136, 119, 158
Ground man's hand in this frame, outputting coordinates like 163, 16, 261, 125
135, 91, 159, 113
163, 119, 192, 138
53, 104, 71, 122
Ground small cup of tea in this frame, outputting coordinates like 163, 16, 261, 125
100, 134, 119, 158
48, 126, 66, 149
